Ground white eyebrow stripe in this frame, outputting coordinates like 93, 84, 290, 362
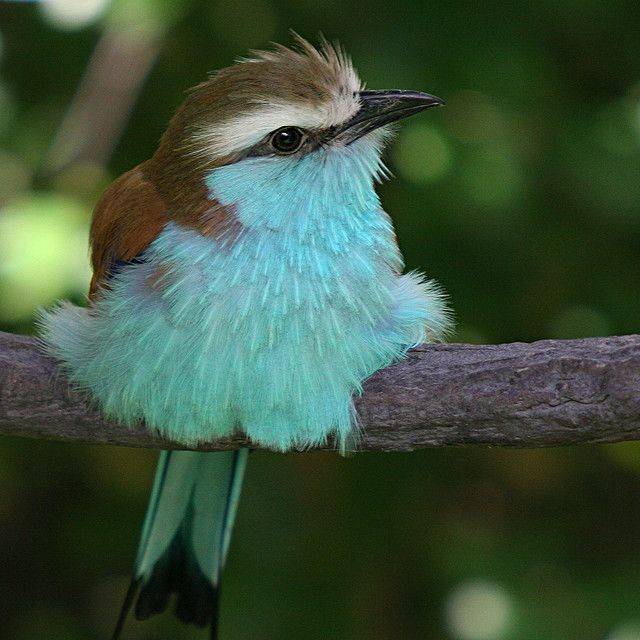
191, 94, 361, 158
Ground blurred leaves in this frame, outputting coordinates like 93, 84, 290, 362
0, 193, 90, 323
38, 0, 110, 31
0, 0, 639, 638
106, 0, 194, 35
445, 581, 515, 640
393, 122, 453, 184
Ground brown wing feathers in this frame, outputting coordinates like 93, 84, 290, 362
88, 161, 243, 301
88, 162, 168, 300
88, 72, 256, 301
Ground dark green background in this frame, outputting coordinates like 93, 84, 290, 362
1, 1, 640, 638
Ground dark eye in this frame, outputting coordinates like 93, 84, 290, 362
269, 127, 305, 154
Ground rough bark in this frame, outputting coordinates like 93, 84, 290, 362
0, 331, 638, 452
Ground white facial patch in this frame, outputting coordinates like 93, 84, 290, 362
190, 92, 361, 159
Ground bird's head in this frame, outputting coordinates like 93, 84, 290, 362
148, 36, 442, 228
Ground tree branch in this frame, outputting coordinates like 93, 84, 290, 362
1, 331, 639, 452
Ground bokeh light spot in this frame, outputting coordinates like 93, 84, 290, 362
445, 580, 514, 640
39, 0, 110, 30
393, 123, 452, 184
0, 193, 90, 322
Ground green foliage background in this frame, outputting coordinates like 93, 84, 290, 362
1, 1, 640, 638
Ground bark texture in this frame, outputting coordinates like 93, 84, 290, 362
1, 331, 638, 452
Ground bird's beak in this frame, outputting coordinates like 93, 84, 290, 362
332, 90, 444, 145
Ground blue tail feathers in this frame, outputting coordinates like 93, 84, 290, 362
111, 449, 248, 639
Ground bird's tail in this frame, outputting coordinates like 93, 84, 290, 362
111, 449, 248, 640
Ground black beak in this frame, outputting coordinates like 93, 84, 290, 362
332, 90, 444, 145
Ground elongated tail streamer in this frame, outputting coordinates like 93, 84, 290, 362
111, 448, 248, 639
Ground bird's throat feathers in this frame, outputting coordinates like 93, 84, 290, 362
202, 132, 390, 236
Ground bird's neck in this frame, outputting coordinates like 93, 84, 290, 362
204, 138, 387, 236
142, 137, 404, 339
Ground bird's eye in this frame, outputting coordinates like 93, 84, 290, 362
269, 127, 305, 154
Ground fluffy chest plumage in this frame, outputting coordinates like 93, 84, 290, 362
151, 212, 400, 352
39, 139, 439, 450
149, 144, 404, 351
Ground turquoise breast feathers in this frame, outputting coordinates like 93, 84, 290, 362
40, 136, 451, 451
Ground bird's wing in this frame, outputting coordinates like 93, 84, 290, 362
89, 162, 169, 300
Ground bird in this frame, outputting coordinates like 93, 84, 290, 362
38, 35, 452, 639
